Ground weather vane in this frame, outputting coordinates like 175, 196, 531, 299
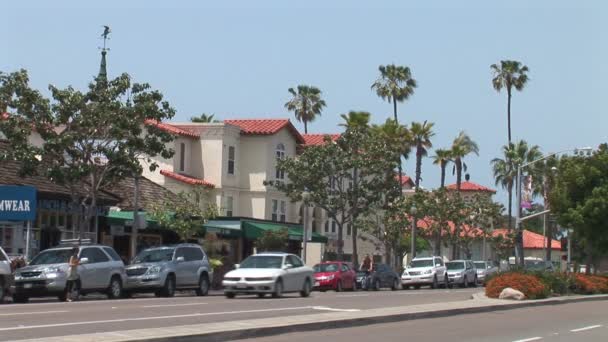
100, 25, 111, 51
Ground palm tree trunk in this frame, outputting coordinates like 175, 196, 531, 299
507, 88, 512, 144
507, 183, 513, 230
440, 164, 446, 188
415, 147, 422, 188
304, 120, 308, 134
392, 97, 398, 123
453, 160, 462, 259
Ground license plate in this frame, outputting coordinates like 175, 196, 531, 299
23, 283, 32, 289
314, 281, 320, 287
236, 283, 247, 289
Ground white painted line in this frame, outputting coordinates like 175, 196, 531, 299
0, 306, 315, 331
0, 310, 68, 317
312, 306, 361, 312
512, 337, 542, 342
336, 294, 369, 298
570, 325, 602, 332
142, 303, 208, 308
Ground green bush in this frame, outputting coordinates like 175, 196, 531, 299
529, 271, 574, 295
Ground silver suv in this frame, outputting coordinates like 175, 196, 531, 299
125, 244, 212, 297
12, 244, 126, 302
402, 256, 448, 289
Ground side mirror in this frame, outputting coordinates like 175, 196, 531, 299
234, 264, 240, 269
436, 264, 442, 267
283, 263, 293, 270
79, 257, 89, 265
176, 256, 185, 262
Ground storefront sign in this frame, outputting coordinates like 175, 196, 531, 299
37, 199, 109, 215
0, 186, 37, 221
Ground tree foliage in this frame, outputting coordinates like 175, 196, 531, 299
284, 85, 326, 134
190, 113, 218, 123
491, 60, 530, 144
256, 228, 290, 252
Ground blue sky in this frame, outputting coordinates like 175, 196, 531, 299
3, 0, 607, 206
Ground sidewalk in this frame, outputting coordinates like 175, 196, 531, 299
12, 294, 608, 342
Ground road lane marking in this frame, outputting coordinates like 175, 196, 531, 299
312, 306, 360, 312
336, 294, 369, 298
570, 325, 602, 332
512, 337, 542, 342
142, 303, 208, 308
0, 310, 68, 317
0, 306, 316, 331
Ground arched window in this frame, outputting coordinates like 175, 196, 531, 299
275, 143, 286, 180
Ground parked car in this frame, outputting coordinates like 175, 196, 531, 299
364, 263, 400, 291
222, 253, 313, 298
12, 244, 126, 302
124, 244, 212, 297
401, 256, 447, 289
473, 261, 498, 284
313, 261, 356, 292
355, 270, 368, 289
445, 260, 477, 288
0, 247, 12, 303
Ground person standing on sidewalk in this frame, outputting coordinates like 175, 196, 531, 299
66, 247, 80, 302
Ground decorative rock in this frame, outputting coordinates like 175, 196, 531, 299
499, 287, 525, 300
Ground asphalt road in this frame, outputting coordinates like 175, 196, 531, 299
234, 300, 608, 342
0, 287, 478, 341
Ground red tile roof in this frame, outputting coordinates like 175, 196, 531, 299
224, 119, 305, 144
160, 169, 214, 188
144, 120, 199, 138
395, 173, 415, 188
493, 229, 561, 250
446, 181, 496, 193
302, 134, 341, 146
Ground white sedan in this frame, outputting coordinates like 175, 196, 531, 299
222, 252, 313, 298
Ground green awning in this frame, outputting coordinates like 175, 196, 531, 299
203, 220, 242, 238
106, 211, 157, 227
242, 220, 327, 243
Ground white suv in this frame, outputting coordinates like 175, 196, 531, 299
401, 256, 447, 289
0, 247, 12, 303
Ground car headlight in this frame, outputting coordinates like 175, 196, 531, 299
424, 269, 433, 275
328, 274, 335, 280
454, 272, 462, 277
402, 272, 409, 277
43, 267, 66, 278
146, 266, 163, 274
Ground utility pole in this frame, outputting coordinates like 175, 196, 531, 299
131, 176, 140, 261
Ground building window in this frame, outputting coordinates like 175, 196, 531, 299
324, 221, 329, 233
275, 143, 285, 180
271, 199, 286, 222
347, 224, 351, 236
179, 142, 186, 172
331, 221, 336, 233
225, 196, 233, 217
280, 201, 286, 222
228, 146, 235, 175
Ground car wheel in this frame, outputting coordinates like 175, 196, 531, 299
107, 276, 123, 299
336, 280, 343, 292
351, 280, 358, 292
257, 293, 266, 298
391, 278, 400, 291
0, 281, 5, 303
373, 279, 380, 291
195, 274, 210, 296
225, 292, 236, 299
272, 279, 283, 298
300, 279, 312, 297
161, 275, 176, 297
12, 294, 29, 303
431, 276, 439, 289
460, 276, 467, 288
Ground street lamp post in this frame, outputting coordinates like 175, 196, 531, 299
302, 190, 311, 264
515, 147, 592, 267
410, 205, 417, 261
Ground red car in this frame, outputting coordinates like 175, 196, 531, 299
313, 261, 357, 292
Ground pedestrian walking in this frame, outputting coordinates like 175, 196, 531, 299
66, 247, 80, 302
361, 254, 371, 271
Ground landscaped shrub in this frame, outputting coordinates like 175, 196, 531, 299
529, 271, 575, 295
573, 274, 608, 294
485, 272, 549, 299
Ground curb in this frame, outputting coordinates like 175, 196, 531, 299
13, 294, 608, 342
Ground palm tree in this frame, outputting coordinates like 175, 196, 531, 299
339, 111, 371, 129
491, 140, 542, 230
190, 113, 216, 123
371, 64, 417, 124
410, 121, 435, 189
491, 60, 530, 144
451, 132, 479, 191
284, 85, 326, 134
432, 148, 452, 188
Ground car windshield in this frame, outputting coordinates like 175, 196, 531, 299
29, 249, 73, 266
474, 262, 487, 269
524, 260, 548, 271
410, 259, 434, 268
314, 263, 339, 273
132, 248, 175, 264
240, 255, 283, 269
446, 262, 465, 270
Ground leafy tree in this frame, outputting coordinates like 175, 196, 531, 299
190, 113, 218, 123
491, 60, 530, 144
269, 112, 401, 266
0, 69, 175, 242
256, 228, 290, 252
463, 194, 503, 259
371, 119, 412, 191
149, 186, 218, 241
490, 140, 542, 230
284, 85, 326, 134
410, 120, 434, 189
432, 148, 452, 188
550, 144, 608, 274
